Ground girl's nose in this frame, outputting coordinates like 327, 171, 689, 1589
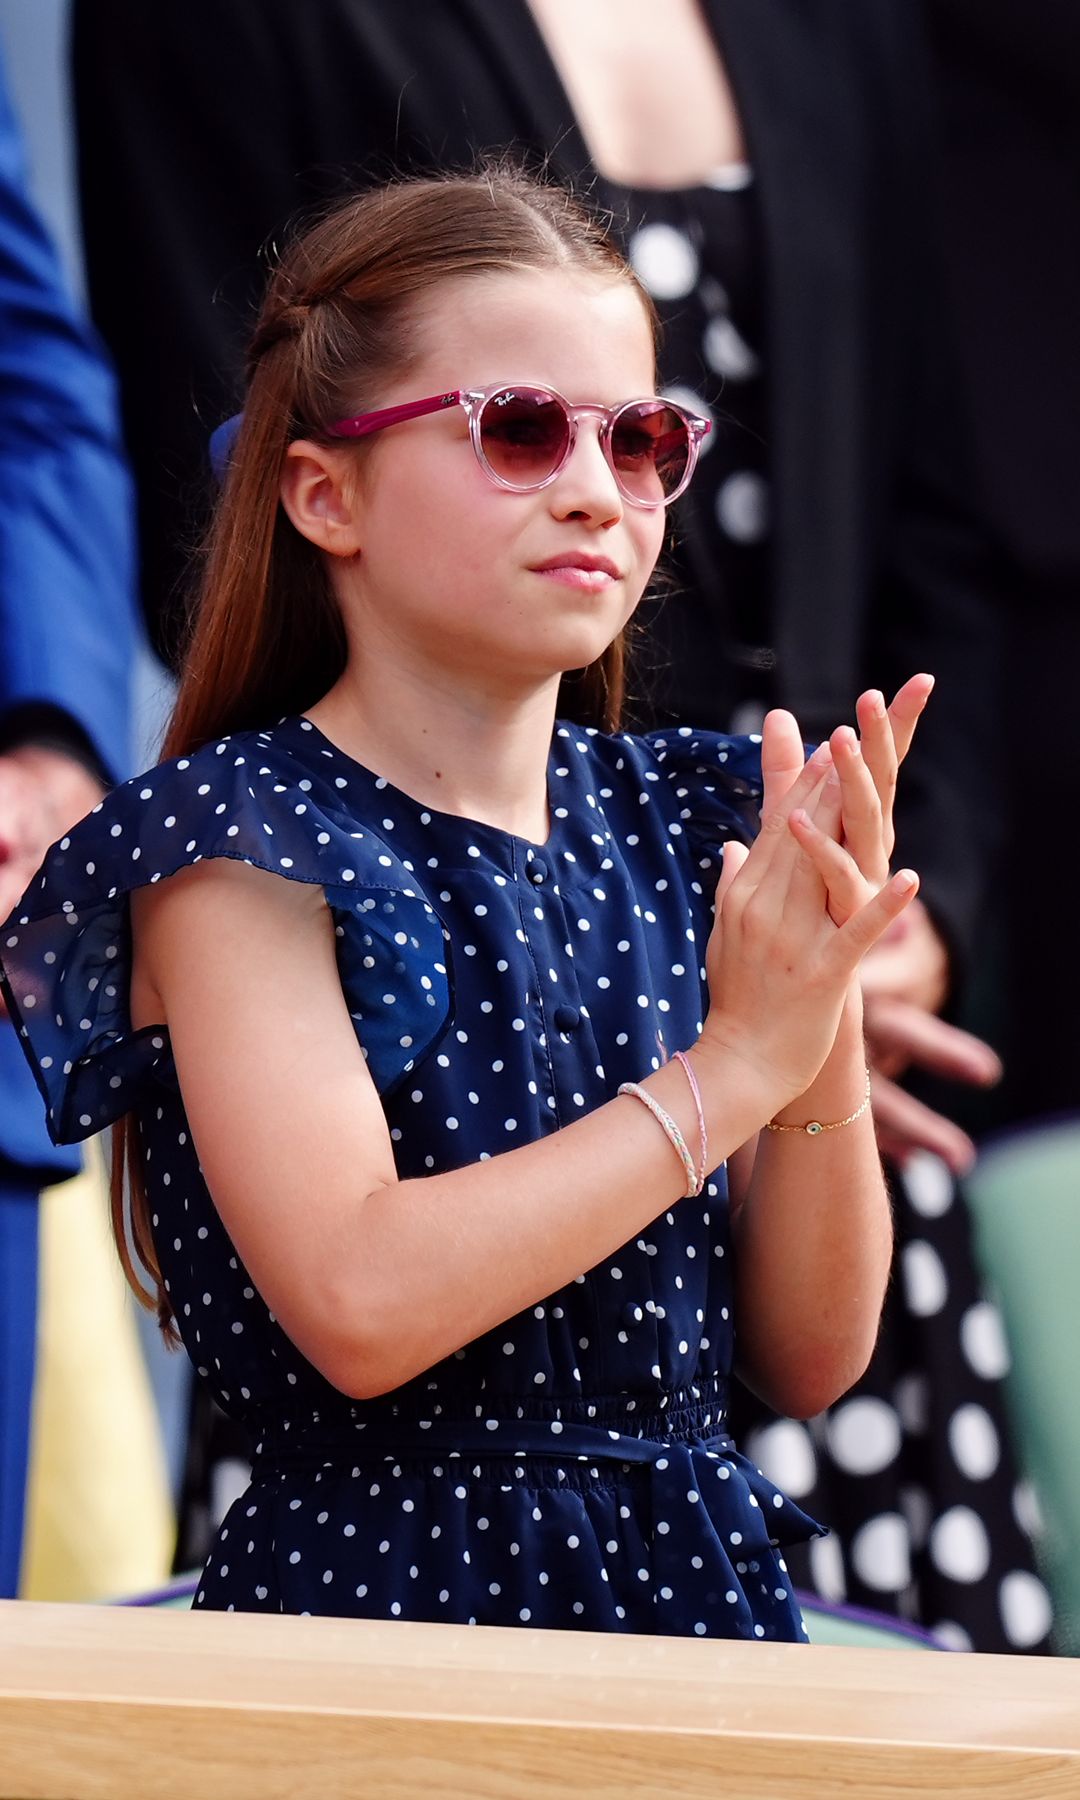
548, 420, 624, 525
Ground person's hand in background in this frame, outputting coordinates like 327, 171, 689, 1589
861, 896, 1002, 1175
0, 746, 103, 1010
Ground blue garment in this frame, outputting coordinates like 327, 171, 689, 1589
0, 1173, 37, 1595
0, 50, 137, 1184
0, 64, 136, 788
0, 48, 138, 1595
0, 714, 821, 1639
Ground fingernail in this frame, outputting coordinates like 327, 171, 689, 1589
893, 869, 918, 894
790, 808, 810, 829
809, 743, 831, 765
868, 690, 885, 716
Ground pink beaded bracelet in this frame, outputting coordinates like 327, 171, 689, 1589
673, 1049, 708, 1192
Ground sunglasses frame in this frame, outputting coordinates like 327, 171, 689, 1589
329, 382, 711, 508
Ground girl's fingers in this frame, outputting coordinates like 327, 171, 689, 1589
777, 768, 843, 916
748, 740, 832, 888
831, 725, 889, 883
803, 752, 843, 840
852, 674, 932, 855
716, 837, 750, 911
759, 708, 808, 819
788, 806, 867, 925
827, 868, 921, 976
855, 688, 898, 840
749, 744, 843, 925
885, 673, 934, 765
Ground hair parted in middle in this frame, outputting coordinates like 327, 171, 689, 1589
164, 162, 663, 767
114, 165, 662, 1336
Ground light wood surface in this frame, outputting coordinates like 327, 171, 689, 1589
2, 1600, 1078, 1798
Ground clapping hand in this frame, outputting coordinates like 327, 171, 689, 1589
726, 676, 1000, 1171
779, 674, 933, 916
702, 696, 924, 1106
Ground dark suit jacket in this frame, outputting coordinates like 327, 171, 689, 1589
0, 56, 137, 1181
73, 0, 1000, 967
926, 0, 1080, 577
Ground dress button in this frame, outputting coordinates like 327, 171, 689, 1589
622, 1302, 645, 1327
553, 1004, 580, 1034
528, 857, 547, 885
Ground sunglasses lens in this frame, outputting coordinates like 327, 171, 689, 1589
477, 388, 571, 488
611, 403, 693, 503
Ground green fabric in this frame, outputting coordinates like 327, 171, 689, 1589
154, 1585, 195, 1609
964, 1120, 1080, 1655
800, 1602, 931, 1650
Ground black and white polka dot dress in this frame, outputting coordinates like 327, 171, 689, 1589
619, 178, 1055, 1656
0, 716, 823, 1638
619, 170, 778, 735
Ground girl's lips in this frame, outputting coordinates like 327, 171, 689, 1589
529, 554, 622, 590
533, 564, 618, 590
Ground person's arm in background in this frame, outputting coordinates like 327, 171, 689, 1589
0, 50, 138, 998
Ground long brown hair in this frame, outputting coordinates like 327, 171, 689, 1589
114, 163, 660, 1334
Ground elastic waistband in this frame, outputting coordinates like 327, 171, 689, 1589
252, 1377, 731, 1477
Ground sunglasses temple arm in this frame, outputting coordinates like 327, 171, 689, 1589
329, 391, 463, 439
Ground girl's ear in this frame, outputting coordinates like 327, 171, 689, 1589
280, 440, 365, 557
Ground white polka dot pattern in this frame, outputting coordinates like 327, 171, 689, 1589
628, 222, 700, 300
998, 1571, 1054, 1648
728, 1064, 1054, 1652
826, 1398, 902, 1477
0, 714, 826, 1642
715, 471, 770, 544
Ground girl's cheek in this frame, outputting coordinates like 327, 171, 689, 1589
638, 517, 666, 572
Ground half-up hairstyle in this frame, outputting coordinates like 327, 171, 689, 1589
163, 163, 658, 763
117, 164, 658, 1333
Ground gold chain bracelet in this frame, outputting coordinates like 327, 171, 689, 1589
765, 1067, 872, 1137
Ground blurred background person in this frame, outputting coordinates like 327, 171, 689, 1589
924, 0, 1080, 1130
71, 0, 1052, 1649
0, 34, 171, 1601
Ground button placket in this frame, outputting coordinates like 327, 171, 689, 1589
517, 844, 610, 1142
512, 841, 565, 1130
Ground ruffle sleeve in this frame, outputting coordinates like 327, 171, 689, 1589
0, 736, 452, 1145
637, 726, 766, 861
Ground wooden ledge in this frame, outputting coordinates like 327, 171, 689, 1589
2, 1600, 1079, 1797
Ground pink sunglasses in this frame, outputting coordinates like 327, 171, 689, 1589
329, 382, 711, 508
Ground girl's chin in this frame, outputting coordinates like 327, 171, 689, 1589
406, 603, 634, 690
439, 635, 620, 696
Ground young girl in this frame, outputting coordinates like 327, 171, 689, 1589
0, 168, 929, 1642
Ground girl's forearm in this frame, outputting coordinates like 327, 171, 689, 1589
322, 1035, 780, 1398
732, 992, 892, 1419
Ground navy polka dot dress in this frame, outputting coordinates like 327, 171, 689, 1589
0, 715, 822, 1639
